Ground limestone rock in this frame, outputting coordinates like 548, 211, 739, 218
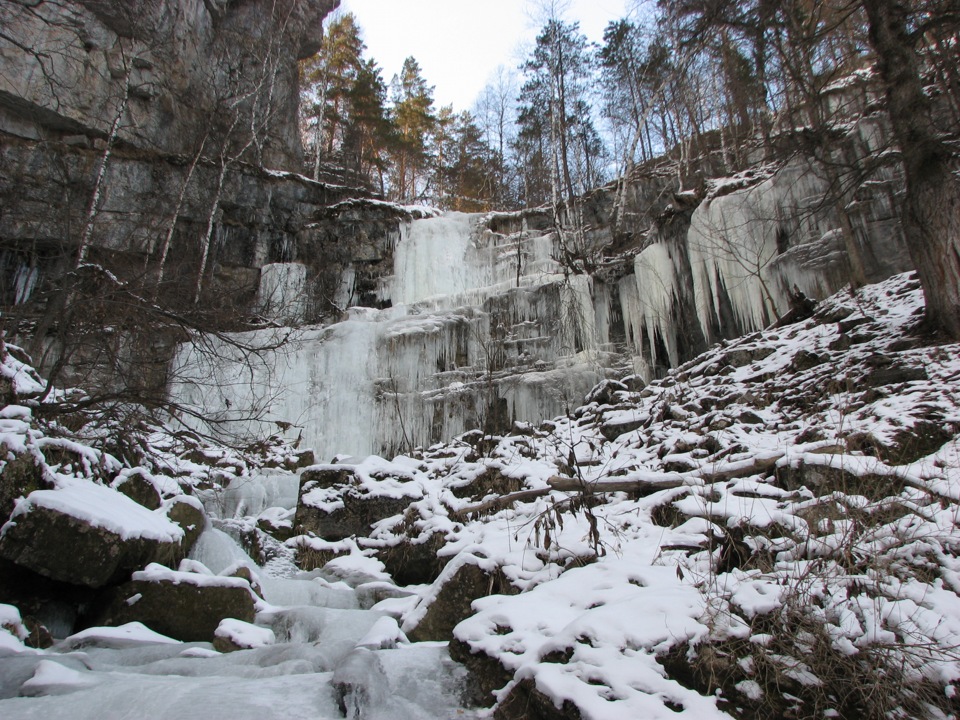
374, 532, 447, 587
93, 565, 257, 642
1, 0, 337, 168
212, 618, 275, 653
0, 482, 185, 588
449, 637, 514, 708
294, 467, 413, 541
0, 558, 96, 638
0, 450, 46, 523
494, 678, 584, 720
164, 496, 207, 560
404, 559, 514, 643
112, 470, 162, 510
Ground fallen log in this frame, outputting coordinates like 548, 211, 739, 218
453, 452, 785, 518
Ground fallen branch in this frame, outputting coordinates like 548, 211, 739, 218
452, 452, 787, 519
453, 487, 552, 519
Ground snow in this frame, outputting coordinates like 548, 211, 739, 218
57, 622, 181, 650
263, 272, 960, 719
215, 619, 276, 649
132, 563, 252, 590
355, 616, 407, 650
0, 604, 30, 655
20, 660, 99, 696
3, 479, 183, 543
2, 272, 959, 719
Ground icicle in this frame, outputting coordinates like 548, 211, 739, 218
169, 212, 606, 460
257, 263, 308, 323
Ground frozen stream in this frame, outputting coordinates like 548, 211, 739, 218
0, 473, 481, 720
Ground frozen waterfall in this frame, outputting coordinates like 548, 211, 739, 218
168, 212, 608, 461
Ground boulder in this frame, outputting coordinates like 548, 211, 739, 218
374, 532, 448, 587
0, 481, 185, 588
93, 564, 257, 642
212, 618, 275, 653
112, 470, 162, 510
404, 559, 515, 643
0, 449, 46, 522
495, 678, 584, 720
0, 558, 96, 638
449, 637, 514, 708
164, 495, 206, 560
775, 458, 904, 500
294, 467, 413, 541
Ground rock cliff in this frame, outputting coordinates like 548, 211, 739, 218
0, 0, 347, 314
1, 0, 335, 166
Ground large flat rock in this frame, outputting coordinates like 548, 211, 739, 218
0, 480, 185, 588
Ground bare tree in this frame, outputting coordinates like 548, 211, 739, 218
861, 0, 960, 338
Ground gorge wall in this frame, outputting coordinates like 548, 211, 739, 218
172, 111, 914, 461
0, 1, 916, 462
0, 0, 347, 341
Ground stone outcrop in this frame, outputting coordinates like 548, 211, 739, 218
165, 495, 207, 560
404, 559, 515, 643
0, 451, 46, 523
294, 466, 415, 541
0, 0, 336, 168
112, 470, 162, 510
0, 0, 357, 393
92, 565, 257, 641
0, 482, 187, 588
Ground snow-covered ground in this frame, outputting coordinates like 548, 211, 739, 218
287, 272, 960, 718
2, 272, 959, 719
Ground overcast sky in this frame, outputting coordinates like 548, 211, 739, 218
336, 0, 632, 110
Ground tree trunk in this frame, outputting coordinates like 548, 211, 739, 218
862, 0, 960, 339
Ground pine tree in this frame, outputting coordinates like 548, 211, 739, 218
517, 19, 603, 211
299, 12, 365, 179
342, 58, 393, 193
388, 57, 436, 202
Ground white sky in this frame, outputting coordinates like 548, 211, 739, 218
336, 0, 631, 110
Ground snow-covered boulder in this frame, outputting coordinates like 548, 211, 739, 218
403, 556, 515, 643
111, 470, 162, 510
212, 618, 275, 653
92, 564, 257, 642
0, 480, 186, 588
294, 464, 419, 541
163, 495, 206, 559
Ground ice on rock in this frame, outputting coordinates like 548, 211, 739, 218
0, 502, 480, 720
259, 606, 387, 669
333, 645, 471, 720
258, 575, 359, 610
168, 212, 607, 460
57, 622, 181, 651
198, 472, 301, 519
256, 263, 308, 324
620, 242, 681, 376
19, 659, 99, 696
391, 213, 492, 304
355, 616, 406, 650
215, 619, 276, 649
188, 527, 259, 575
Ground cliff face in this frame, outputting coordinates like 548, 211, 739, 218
1, 0, 335, 167
0, 0, 355, 323
0, 4, 918, 456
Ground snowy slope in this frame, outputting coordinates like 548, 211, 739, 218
2, 272, 959, 719
285, 272, 960, 719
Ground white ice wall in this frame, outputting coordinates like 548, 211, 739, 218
170, 213, 607, 461
257, 263, 308, 324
